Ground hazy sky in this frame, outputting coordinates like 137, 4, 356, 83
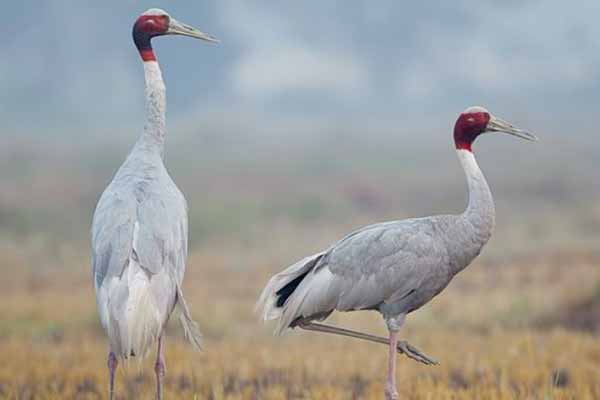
3, 1, 600, 139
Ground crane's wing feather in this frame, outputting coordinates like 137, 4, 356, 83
133, 193, 188, 284
92, 184, 188, 289
272, 218, 452, 331
92, 178, 200, 350
92, 190, 136, 290
325, 218, 451, 312
128, 184, 201, 348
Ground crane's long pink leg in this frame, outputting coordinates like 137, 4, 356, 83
107, 351, 118, 400
298, 322, 437, 365
385, 328, 400, 400
155, 336, 166, 400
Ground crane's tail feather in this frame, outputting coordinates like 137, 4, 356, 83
256, 252, 326, 334
176, 284, 202, 350
104, 265, 162, 360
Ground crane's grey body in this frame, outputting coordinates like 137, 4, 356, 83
92, 8, 216, 400
295, 215, 485, 322
92, 137, 190, 356
92, 61, 200, 360
259, 149, 495, 333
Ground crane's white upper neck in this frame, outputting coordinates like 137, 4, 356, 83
136, 60, 167, 157
456, 148, 495, 236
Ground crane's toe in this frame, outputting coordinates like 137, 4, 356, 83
396, 340, 438, 365
384, 383, 399, 400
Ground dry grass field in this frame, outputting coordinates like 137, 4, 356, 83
0, 237, 598, 400
0, 135, 598, 399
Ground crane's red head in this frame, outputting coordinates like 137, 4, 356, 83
133, 9, 171, 61
454, 106, 538, 151
132, 8, 219, 62
453, 106, 491, 151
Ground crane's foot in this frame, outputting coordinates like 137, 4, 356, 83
155, 358, 165, 400
155, 336, 166, 400
384, 384, 399, 400
107, 351, 118, 400
396, 340, 438, 365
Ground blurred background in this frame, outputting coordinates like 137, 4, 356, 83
0, 1, 598, 399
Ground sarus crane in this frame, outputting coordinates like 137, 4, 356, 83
258, 106, 537, 399
91, 8, 217, 400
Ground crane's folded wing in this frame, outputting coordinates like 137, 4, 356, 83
92, 190, 136, 290
92, 188, 188, 290
323, 218, 450, 312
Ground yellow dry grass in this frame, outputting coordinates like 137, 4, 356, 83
0, 241, 598, 399
0, 330, 598, 400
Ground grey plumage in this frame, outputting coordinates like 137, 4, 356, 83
259, 214, 492, 335
93, 8, 217, 400
91, 143, 200, 357
91, 55, 201, 361
258, 149, 495, 334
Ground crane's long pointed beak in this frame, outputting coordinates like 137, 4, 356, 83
167, 18, 219, 43
487, 115, 538, 141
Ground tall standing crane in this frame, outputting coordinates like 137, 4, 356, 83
258, 106, 537, 400
91, 9, 217, 400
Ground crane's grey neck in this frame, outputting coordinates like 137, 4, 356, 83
136, 61, 166, 158
452, 149, 495, 273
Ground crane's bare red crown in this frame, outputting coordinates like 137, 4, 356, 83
454, 110, 491, 151
133, 14, 170, 61
134, 15, 170, 37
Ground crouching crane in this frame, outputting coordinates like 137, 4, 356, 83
257, 106, 537, 400
91, 9, 217, 400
